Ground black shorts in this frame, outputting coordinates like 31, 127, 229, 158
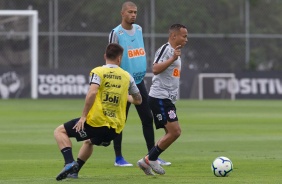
64, 118, 119, 146
148, 96, 178, 129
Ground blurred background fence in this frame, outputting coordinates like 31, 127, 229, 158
0, 0, 282, 99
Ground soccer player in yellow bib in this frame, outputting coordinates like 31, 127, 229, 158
54, 43, 142, 181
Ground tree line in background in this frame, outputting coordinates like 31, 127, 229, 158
0, 0, 282, 71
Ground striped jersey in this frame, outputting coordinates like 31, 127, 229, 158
86, 64, 139, 133
109, 24, 146, 84
149, 42, 181, 104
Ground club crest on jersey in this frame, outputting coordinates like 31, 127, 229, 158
118, 30, 124, 35
128, 48, 145, 58
168, 110, 176, 119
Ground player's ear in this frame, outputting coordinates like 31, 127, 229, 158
118, 55, 122, 65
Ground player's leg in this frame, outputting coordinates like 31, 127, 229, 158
77, 139, 93, 163
69, 126, 120, 178
113, 102, 133, 166
150, 98, 180, 173
149, 97, 181, 154
137, 97, 172, 175
54, 118, 81, 180
135, 81, 171, 166
66, 139, 92, 178
135, 80, 155, 151
156, 121, 181, 150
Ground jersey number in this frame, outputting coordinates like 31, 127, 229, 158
172, 68, 180, 77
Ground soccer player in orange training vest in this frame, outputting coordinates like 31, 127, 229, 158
137, 24, 188, 175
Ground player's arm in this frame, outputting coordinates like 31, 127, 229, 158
128, 92, 142, 105
109, 30, 119, 43
73, 84, 98, 132
73, 72, 100, 132
128, 75, 142, 105
81, 84, 98, 118
152, 45, 182, 75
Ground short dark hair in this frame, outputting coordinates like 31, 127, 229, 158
169, 24, 187, 33
105, 43, 124, 60
121, 1, 137, 11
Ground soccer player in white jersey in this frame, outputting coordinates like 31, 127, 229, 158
137, 24, 188, 175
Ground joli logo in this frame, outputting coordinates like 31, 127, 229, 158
102, 93, 119, 105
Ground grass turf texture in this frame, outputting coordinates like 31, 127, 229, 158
0, 99, 281, 184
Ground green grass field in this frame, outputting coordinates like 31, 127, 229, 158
0, 99, 281, 184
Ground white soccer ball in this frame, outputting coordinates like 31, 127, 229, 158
211, 156, 233, 177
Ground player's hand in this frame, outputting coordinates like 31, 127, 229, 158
173, 45, 182, 60
73, 117, 86, 132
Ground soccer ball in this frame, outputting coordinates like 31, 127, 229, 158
211, 156, 233, 177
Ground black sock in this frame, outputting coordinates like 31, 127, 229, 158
61, 147, 74, 164
148, 145, 164, 161
75, 158, 85, 172
142, 125, 155, 152
113, 132, 122, 157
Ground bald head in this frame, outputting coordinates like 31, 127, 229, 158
121, 1, 137, 12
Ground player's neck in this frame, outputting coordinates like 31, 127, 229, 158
106, 60, 119, 66
169, 40, 178, 49
121, 22, 133, 30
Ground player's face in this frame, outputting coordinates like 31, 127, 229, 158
122, 6, 137, 24
175, 28, 188, 47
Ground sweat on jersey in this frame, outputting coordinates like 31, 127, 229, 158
109, 24, 146, 84
149, 42, 181, 104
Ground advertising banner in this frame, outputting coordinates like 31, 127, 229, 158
1, 68, 282, 99
199, 72, 282, 99
38, 69, 90, 98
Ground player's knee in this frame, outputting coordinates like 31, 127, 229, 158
175, 128, 181, 138
54, 125, 65, 137
84, 139, 92, 145
172, 127, 181, 139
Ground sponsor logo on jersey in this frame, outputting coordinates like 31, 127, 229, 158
103, 109, 116, 118
103, 74, 122, 80
102, 92, 120, 105
128, 48, 145, 58
104, 82, 121, 88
